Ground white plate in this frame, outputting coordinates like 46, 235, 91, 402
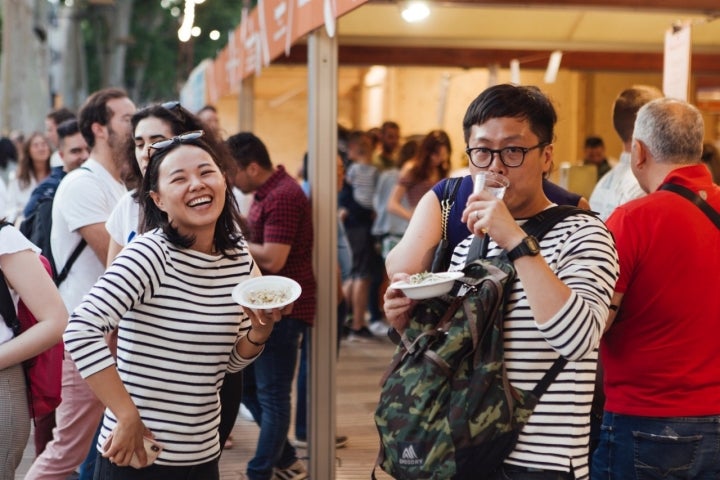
390, 271, 464, 300
232, 276, 302, 309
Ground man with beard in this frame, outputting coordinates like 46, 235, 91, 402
26, 88, 136, 480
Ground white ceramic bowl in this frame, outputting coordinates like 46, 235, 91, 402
390, 271, 464, 300
232, 275, 302, 309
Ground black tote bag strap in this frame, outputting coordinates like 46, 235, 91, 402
430, 177, 464, 273
659, 183, 720, 229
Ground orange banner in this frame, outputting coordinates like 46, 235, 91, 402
260, 0, 292, 65
289, 0, 325, 47
210, 48, 229, 103
225, 24, 244, 94
208, 0, 369, 99
241, 8, 262, 80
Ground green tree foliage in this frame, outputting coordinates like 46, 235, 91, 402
81, 0, 244, 104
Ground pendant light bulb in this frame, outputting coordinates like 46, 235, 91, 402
401, 1, 430, 23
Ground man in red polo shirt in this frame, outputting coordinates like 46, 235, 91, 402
227, 132, 316, 480
593, 98, 720, 478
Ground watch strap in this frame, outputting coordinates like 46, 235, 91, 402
507, 235, 538, 262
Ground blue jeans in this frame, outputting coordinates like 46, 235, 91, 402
294, 330, 309, 441
489, 465, 573, 480
243, 318, 306, 480
78, 421, 102, 480
592, 411, 720, 479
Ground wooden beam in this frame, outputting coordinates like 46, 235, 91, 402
273, 45, 720, 76
424, 0, 720, 13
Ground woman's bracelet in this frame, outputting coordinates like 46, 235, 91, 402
246, 330, 267, 347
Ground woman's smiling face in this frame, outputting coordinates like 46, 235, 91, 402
149, 144, 227, 238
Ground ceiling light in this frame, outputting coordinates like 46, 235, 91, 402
544, 50, 563, 83
401, 1, 430, 23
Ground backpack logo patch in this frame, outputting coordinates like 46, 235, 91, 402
398, 443, 423, 466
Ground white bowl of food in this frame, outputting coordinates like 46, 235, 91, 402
232, 275, 302, 309
389, 271, 464, 300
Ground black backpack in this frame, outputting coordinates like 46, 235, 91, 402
19, 188, 86, 286
374, 206, 593, 480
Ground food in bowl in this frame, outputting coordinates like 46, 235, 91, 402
247, 288, 291, 306
407, 271, 442, 285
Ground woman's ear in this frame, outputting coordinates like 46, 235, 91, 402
149, 191, 165, 212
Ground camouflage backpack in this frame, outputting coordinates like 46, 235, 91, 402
374, 206, 587, 480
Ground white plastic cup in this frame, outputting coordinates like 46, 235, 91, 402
473, 172, 510, 199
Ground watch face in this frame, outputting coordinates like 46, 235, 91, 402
508, 235, 540, 261
526, 236, 540, 254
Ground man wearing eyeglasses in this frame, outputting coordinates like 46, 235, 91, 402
384, 84, 618, 480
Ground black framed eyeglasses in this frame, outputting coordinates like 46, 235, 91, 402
465, 142, 548, 168
148, 130, 204, 154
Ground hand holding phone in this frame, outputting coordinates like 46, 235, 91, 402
129, 436, 163, 468
103, 431, 163, 469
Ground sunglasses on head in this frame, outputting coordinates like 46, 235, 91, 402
161, 100, 181, 111
148, 130, 204, 154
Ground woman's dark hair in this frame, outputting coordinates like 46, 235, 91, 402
0, 137, 18, 170
138, 133, 244, 258
408, 129, 451, 181
462, 84, 557, 146
78, 87, 128, 149
123, 102, 213, 190
226, 132, 273, 170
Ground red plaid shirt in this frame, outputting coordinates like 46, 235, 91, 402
246, 166, 316, 325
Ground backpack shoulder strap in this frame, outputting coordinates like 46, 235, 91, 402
55, 239, 87, 287
464, 206, 590, 395
513, 206, 590, 394
521, 205, 594, 239
53, 166, 95, 286
466, 205, 593, 262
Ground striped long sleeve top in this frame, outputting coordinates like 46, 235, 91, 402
64, 230, 257, 466
449, 211, 618, 479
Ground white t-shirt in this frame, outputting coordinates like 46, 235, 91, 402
588, 152, 646, 221
50, 150, 63, 168
0, 176, 7, 218
106, 190, 140, 247
0, 225, 40, 345
5, 175, 37, 223
233, 187, 253, 217
51, 158, 126, 311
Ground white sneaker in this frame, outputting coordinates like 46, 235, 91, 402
239, 403, 254, 421
368, 320, 390, 336
273, 459, 308, 480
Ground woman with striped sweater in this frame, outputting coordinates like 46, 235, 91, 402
64, 131, 282, 479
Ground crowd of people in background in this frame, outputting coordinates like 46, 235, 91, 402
2, 80, 720, 480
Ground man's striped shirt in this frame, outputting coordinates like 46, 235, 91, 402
449, 211, 618, 479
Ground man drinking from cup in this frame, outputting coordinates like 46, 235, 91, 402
383, 83, 618, 480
